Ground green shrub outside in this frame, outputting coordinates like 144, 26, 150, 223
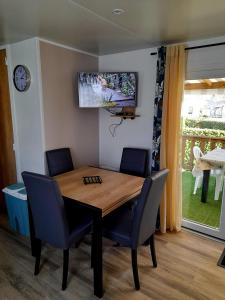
183, 128, 225, 137
185, 118, 225, 130
182, 118, 225, 170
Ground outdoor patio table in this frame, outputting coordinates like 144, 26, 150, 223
200, 148, 225, 203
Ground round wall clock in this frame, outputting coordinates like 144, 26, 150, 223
13, 65, 31, 92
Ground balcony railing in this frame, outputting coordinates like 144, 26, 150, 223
182, 135, 225, 170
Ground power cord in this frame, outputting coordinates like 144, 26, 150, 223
104, 107, 124, 137
108, 118, 124, 137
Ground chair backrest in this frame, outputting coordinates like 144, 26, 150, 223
120, 147, 149, 177
193, 146, 203, 160
22, 171, 70, 249
131, 169, 169, 248
46, 148, 74, 177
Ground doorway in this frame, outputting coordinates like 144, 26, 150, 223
181, 78, 225, 239
0, 49, 17, 210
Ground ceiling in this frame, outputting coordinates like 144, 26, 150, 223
1, 0, 225, 55
185, 78, 225, 90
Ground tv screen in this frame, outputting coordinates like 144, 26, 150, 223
78, 72, 138, 108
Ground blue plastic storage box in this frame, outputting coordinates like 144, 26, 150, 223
2, 183, 30, 236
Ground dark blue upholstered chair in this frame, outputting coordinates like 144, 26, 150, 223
120, 147, 149, 178
22, 171, 92, 290
46, 148, 74, 177
103, 169, 169, 290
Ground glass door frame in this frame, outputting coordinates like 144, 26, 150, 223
182, 78, 225, 240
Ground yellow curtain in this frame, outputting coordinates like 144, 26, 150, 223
160, 45, 186, 233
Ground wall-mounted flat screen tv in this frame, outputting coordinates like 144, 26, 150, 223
78, 72, 138, 108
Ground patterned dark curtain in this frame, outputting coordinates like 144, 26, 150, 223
151, 46, 167, 171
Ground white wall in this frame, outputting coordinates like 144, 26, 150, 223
99, 48, 157, 171
8, 38, 45, 180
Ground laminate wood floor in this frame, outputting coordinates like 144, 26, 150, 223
0, 217, 225, 300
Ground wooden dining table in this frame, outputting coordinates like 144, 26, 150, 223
54, 166, 144, 298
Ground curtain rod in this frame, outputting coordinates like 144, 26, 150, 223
150, 41, 225, 56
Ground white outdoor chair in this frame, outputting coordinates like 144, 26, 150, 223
192, 146, 224, 200
192, 146, 203, 195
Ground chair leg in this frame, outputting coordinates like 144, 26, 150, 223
149, 234, 157, 268
34, 239, 42, 275
131, 249, 140, 290
198, 176, 203, 188
62, 249, 69, 291
215, 175, 223, 200
193, 176, 201, 194
220, 175, 224, 192
91, 234, 94, 268
143, 237, 150, 246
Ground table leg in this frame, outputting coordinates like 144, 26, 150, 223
201, 170, 210, 203
93, 210, 103, 298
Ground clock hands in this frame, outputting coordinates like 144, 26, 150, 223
13, 65, 31, 91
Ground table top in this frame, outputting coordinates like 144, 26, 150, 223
201, 148, 225, 165
55, 166, 144, 217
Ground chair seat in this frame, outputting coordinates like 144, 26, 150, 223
103, 205, 132, 247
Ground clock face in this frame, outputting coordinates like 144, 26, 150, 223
13, 65, 31, 92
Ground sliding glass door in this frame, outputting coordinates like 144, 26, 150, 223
181, 78, 225, 239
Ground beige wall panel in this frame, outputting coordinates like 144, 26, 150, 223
40, 41, 99, 169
